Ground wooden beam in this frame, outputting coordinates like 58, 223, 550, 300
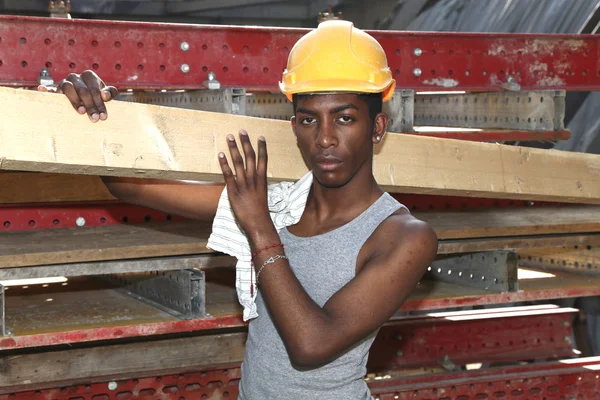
1, 206, 598, 268
438, 233, 600, 255
0, 332, 247, 393
0, 172, 114, 204
426, 206, 600, 239
1, 88, 600, 204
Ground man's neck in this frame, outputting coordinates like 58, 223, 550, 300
305, 172, 383, 225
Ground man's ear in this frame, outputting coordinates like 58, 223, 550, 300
291, 116, 298, 138
372, 113, 388, 144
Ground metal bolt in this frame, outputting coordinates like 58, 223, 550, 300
75, 217, 86, 227
108, 381, 117, 391
413, 48, 422, 57
564, 335, 572, 344
413, 68, 422, 77
203, 71, 221, 89
396, 351, 403, 357
396, 335, 402, 341
38, 68, 54, 86
180, 41, 189, 51
563, 320, 571, 327
180, 64, 190, 73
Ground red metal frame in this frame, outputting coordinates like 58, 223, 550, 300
1, 15, 599, 91
0, 15, 597, 397
2, 281, 590, 351
366, 306, 575, 371
6, 357, 600, 399
0, 194, 563, 232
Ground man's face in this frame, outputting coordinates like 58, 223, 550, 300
291, 94, 383, 189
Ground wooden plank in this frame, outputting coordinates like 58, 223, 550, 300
0, 172, 114, 204
0, 221, 213, 268
1, 87, 600, 204
0, 206, 598, 269
426, 206, 600, 239
0, 331, 247, 393
438, 233, 600, 254
519, 245, 600, 276
4, 277, 241, 337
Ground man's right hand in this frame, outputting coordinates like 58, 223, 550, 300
37, 70, 118, 123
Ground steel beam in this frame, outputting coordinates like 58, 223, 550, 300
116, 88, 246, 114
426, 251, 519, 292
414, 90, 565, 130
102, 269, 206, 319
2, 15, 599, 91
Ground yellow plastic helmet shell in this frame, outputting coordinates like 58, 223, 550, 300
279, 20, 396, 102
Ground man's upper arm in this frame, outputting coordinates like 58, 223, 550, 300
105, 177, 224, 221
318, 215, 438, 359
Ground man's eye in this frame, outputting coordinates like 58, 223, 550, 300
338, 116, 354, 123
301, 117, 316, 125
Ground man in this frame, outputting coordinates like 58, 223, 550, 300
43, 20, 438, 399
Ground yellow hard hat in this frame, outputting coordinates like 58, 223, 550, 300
279, 20, 396, 102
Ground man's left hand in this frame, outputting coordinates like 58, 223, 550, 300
218, 130, 274, 237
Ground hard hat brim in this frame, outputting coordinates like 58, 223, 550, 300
280, 79, 396, 102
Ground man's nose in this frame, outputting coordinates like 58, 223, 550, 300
316, 121, 338, 148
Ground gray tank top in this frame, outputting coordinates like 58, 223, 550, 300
239, 192, 407, 400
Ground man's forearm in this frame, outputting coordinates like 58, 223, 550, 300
249, 228, 336, 366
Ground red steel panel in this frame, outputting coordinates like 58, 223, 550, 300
0, 196, 562, 232
367, 307, 575, 371
5, 358, 600, 399
0, 202, 186, 231
1, 15, 599, 91
369, 357, 600, 399
0, 303, 580, 356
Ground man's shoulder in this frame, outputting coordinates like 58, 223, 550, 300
376, 207, 436, 240
363, 208, 438, 265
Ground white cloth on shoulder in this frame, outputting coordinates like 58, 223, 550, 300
206, 171, 313, 321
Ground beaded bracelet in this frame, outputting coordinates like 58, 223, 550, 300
256, 254, 288, 285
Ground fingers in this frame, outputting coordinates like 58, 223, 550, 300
256, 136, 268, 180
81, 71, 108, 121
218, 152, 238, 190
101, 86, 119, 102
239, 130, 256, 179
227, 134, 247, 187
58, 79, 86, 115
56, 70, 115, 122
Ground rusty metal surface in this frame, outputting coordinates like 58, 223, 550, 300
2, 267, 600, 350
367, 305, 576, 371
2, 15, 600, 91
5, 356, 600, 399
2, 277, 241, 343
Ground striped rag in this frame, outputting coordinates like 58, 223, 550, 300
206, 171, 313, 321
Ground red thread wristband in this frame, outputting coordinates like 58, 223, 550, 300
252, 243, 284, 259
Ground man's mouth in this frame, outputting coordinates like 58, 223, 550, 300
315, 155, 343, 171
